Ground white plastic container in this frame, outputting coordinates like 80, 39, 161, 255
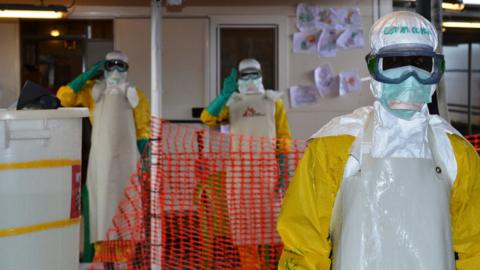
0, 108, 88, 270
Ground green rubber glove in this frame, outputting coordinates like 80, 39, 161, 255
137, 138, 150, 172
207, 69, 238, 116
68, 60, 105, 93
137, 138, 149, 156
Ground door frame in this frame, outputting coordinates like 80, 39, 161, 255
208, 15, 288, 103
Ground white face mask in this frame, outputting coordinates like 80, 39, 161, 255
105, 70, 127, 86
237, 77, 265, 94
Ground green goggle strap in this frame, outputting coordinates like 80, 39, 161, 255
366, 54, 377, 76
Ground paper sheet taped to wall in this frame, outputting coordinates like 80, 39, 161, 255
293, 32, 319, 53
314, 64, 339, 97
339, 70, 361, 96
289, 85, 319, 108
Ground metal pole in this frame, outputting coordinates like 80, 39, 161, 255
468, 42, 472, 134
151, 0, 162, 118
151, 1, 162, 269
431, 0, 450, 120
416, 0, 441, 115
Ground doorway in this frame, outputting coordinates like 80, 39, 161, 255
20, 19, 113, 93
209, 16, 288, 101
220, 27, 277, 91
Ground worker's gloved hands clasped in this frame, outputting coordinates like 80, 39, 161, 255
137, 138, 150, 172
68, 60, 106, 93
137, 138, 150, 157
207, 69, 238, 116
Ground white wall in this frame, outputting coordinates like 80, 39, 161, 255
42, 1, 393, 139
160, 1, 380, 139
285, 2, 375, 139
0, 20, 20, 108
114, 17, 209, 120
114, 18, 151, 100
162, 18, 209, 120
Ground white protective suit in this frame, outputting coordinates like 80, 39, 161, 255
328, 12, 454, 270
278, 11, 480, 270
87, 51, 139, 242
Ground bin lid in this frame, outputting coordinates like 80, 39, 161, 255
0, 108, 89, 120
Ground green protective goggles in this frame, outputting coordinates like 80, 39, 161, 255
104, 59, 129, 72
365, 50, 445, 84
239, 71, 262, 81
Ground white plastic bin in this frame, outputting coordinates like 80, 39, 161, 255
0, 108, 88, 270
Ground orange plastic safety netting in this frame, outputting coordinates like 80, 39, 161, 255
88, 118, 306, 269
466, 134, 480, 152
87, 118, 480, 270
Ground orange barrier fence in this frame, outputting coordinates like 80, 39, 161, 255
87, 119, 480, 269
89, 118, 306, 269
466, 134, 480, 152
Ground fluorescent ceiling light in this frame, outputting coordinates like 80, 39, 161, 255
0, 4, 67, 19
0, 10, 64, 18
463, 0, 480, 5
443, 21, 480, 28
442, 2, 465, 10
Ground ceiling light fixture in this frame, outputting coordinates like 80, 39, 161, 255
50, 29, 60, 37
166, 0, 183, 6
442, 2, 465, 10
443, 21, 480, 28
0, 4, 67, 19
463, 0, 480, 5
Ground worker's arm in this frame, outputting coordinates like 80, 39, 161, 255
449, 134, 480, 270
200, 69, 237, 126
200, 107, 229, 127
56, 60, 104, 123
56, 80, 96, 123
133, 89, 151, 155
274, 98, 291, 153
277, 135, 354, 270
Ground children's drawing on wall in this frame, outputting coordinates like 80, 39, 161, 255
337, 7, 362, 27
317, 29, 339, 57
293, 4, 364, 57
289, 85, 319, 108
288, 65, 366, 108
339, 70, 361, 96
336, 29, 364, 49
296, 3, 316, 32
314, 64, 338, 97
293, 32, 319, 53
315, 8, 340, 29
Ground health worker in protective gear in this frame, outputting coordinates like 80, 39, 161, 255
201, 58, 290, 141
201, 58, 291, 269
277, 11, 480, 270
57, 51, 151, 262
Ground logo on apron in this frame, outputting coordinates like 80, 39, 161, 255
242, 107, 266, 118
